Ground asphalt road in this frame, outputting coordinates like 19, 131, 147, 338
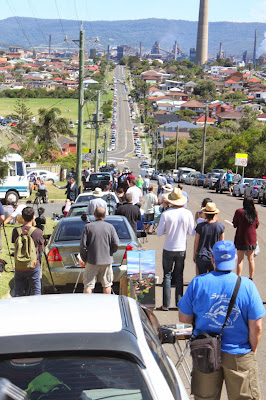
34, 66, 266, 398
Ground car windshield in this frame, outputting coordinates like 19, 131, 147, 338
89, 174, 110, 181
0, 356, 152, 400
76, 194, 116, 203
256, 179, 265, 185
56, 219, 130, 241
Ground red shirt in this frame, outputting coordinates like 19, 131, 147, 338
233, 208, 259, 247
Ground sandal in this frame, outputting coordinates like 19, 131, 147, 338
157, 305, 169, 311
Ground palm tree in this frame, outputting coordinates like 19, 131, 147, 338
33, 107, 71, 160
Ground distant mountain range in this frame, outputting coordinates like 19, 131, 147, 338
0, 17, 265, 58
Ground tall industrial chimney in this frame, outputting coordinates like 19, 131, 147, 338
195, 0, 209, 65
253, 29, 257, 67
49, 34, 51, 56
174, 41, 177, 60
219, 42, 223, 59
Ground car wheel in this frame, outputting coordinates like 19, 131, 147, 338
220, 189, 223, 194
5, 190, 19, 204
233, 192, 236, 197
216, 188, 219, 193
258, 196, 261, 204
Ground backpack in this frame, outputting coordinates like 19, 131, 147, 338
14, 227, 37, 271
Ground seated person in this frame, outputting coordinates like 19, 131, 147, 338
37, 180, 48, 203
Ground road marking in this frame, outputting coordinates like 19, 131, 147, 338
224, 220, 233, 226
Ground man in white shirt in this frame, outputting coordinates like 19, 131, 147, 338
157, 188, 194, 311
143, 185, 158, 233
126, 179, 142, 206
87, 188, 108, 216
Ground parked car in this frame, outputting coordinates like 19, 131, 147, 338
84, 172, 115, 191
244, 178, 266, 199
74, 191, 119, 214
232, 177, 254, 197
185, 171, 199, 185
27, 169, 59, 183
0, 294, 189, 400
41, 215, 142, 293
194, 173, 206, 186
178, 168, 196, 183
258, 181, 266, 204
209, 172, 222, 189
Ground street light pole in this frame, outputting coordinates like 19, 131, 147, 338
201, 103, 209, 174
76, 24, 84, 194
94, 91, 101, 171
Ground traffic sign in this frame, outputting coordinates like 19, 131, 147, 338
235, 153, 248, 167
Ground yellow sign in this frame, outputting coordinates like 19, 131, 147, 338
82, 148, 91, 153
235, 153, 248, 159
99, 162, 105, 166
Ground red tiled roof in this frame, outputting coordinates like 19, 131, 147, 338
247, 78, 261, 83
258, 113, 266, 119
196, 115, 215, 123
181, 100, 205, 108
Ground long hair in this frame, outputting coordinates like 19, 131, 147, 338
243, 196, 257, 224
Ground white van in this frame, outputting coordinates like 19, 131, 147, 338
0, 153, 30, 203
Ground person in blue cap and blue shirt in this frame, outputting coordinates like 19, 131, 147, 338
178, 240, 265, 400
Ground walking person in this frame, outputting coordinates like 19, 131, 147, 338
157, 188, 194, 310
193, 202, 225, 275
56, 177, 78, 202
126, 179, 142, 206
80, 206, 119, 294
157, 173, 167, 196
143, 186, 158, 233
136, 175, 144, 190
142, 174, 150, 196
87, 188, 108, 216
177, 184, 189, 209
115, 193, 141, 234
233, 196, 259, 280
178, 240, 265, 400
11, 207, 44, 296
194, 197, 213, 224
226, 169, 233, 195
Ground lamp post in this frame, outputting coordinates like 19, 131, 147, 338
201, 102, 209, 174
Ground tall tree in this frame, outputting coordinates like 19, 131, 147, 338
13, 97, 33, 140
32, 107, 71, 161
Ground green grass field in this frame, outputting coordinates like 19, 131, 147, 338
0, 218, 58, 299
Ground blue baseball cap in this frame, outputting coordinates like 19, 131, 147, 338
213, 241, 236, 271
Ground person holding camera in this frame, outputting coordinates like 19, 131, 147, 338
178, 240, 265, 400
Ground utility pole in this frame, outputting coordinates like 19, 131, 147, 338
94, 91, 101, 171
175, 125, 179, 170
65, 25, 98, 193
155, 130, 158, 171
104, 128, 107, 165
201, 103, 209, 174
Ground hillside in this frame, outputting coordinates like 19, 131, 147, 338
0, 17, 265, 57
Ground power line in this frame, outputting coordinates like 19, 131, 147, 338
54, 0, 70, 52
73, 0, 81, 31
84, 0, 96, 38
27, 0, 49, 46
6, 0, 35, 51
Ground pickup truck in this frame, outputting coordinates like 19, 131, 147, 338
84, 172, 115, 192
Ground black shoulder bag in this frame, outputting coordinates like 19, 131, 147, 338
190, 276, 241, 374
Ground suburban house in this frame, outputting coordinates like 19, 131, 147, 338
180, 99, 206, 115
217, 110, 246, 124
157, 120, 200, 140
195, 115, 215, 126
257, 113, 266, 124
59, 136, 77, 156
140, 69, 163, 84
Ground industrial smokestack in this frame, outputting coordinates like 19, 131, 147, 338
49, 34, 51, 56
219, 42, 223, 59
196, 0, 209, 65
253, 29, 257, 67
174, 41, 177, 60
140, 42, 142, 58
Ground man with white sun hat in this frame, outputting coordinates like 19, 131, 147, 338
157, 187, 194, 311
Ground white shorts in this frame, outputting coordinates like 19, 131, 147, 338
83, 263, 113, 289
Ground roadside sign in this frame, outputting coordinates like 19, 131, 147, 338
235, 153, 248, 167
82, 148, 91, 153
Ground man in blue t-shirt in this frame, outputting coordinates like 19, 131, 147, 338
178, 240, 265, 400
226, 170, 233, 195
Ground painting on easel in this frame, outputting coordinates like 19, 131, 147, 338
127, 250, 155, 308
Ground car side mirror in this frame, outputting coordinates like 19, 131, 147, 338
159, 326, 176, 344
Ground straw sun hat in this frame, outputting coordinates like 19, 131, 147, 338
201, 202, 220, 214
165, 187, 187, 206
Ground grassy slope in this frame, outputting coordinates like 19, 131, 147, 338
0, 218, 58, 298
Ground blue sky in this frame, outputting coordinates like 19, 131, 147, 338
1, 0, 266, 22
127, 250, 155, 275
